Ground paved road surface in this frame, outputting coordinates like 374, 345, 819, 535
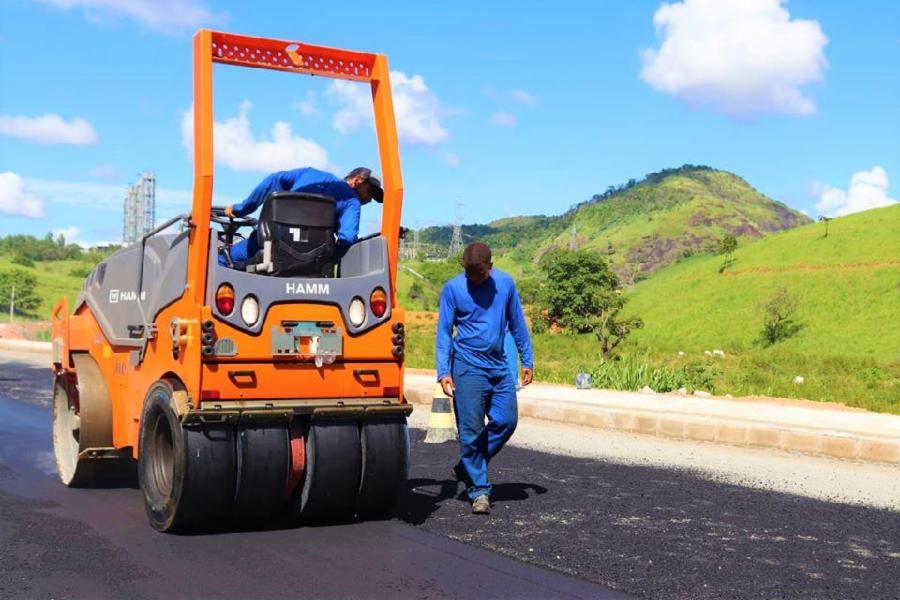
1, 354, 898, 599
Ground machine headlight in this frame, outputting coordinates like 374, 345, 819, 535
240, 295, 259, 326
349, 297, 366, 327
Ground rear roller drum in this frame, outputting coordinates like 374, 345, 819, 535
139, 381, 235, 532
356, 417, 409, 518
297, 420, 362, 521
232, 424, 290, 520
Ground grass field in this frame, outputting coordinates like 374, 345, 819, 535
403, 205, 900, 414
0, 255, 87, 323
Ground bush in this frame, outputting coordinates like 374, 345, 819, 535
11, 254, 34, 268
69, 265, 93, 279
589, 356, 716, 394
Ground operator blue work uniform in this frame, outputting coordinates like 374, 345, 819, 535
219, 168, 362, 266
436, 269, 534, 501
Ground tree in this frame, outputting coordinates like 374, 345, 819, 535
0, 269, 41, 316
760, 287, 801, 346
717, 234, 738, 273
537, 249, 642, 359
818, 215, 831, 238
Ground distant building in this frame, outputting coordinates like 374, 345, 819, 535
123, 171, 156, 246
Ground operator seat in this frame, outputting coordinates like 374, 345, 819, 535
243, 191, 336, 278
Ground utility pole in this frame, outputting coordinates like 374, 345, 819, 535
568, 225, 578, 251
8, 284, 14, 323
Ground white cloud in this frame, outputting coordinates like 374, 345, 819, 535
815, 167, 897, 218
640, 0, 828, 117
23, 177, 237, 212
0, 114, 98, 144
489, 111, 517, 128
88, 164, 119, 179
33, 0, 222, 33
329, 71, 449, 145
510, 89, 538, 106
293, 92, 321, 117
0, 172, 45, 218
51, 226, 81, 244
180, 101, 331, 173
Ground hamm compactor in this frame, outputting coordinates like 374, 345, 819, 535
50, 30, 411, 532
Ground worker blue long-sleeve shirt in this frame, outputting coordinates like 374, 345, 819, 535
232, 168, 361, 248
435, 269, 534, 380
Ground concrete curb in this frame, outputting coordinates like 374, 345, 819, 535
0, 339, 52, 355
404, 375, 900, 465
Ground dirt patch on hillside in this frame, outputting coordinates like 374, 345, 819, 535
0, 322, 50, 341
724, 261, 900, 276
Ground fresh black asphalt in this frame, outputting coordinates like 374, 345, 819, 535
0, 357, 897, 599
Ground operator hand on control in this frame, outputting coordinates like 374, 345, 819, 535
224, 205, 234, 218
440, 376, 455, 398
521, 368, 534, 387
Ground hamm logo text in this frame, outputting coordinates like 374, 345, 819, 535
286, 282, 330, 295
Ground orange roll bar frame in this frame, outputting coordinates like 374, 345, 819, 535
187, 30, 404, 310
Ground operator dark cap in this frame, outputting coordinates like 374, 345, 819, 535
347, 167, 384, 203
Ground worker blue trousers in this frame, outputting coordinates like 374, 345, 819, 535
452, 359, 518, 501
218, 231, 259, 266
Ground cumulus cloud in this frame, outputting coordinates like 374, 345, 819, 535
329, 71, 449, 145
32, 0, 223, 33
181, 101, 331, 173
815, 167, 897, 218
640, 0, 828, 117
0, 114, 98, 144
489, 111, 517, 128
0, 172, 45, 218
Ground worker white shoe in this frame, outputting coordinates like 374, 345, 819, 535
472, 494, 491, 515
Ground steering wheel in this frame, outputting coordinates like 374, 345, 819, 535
211, 206, 257, 268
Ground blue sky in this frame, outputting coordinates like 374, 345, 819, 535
0, 0, 898, 245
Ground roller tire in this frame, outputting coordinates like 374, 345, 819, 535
356, 417, 409, 518
298, 420, 362, 521
138, 381, 235, 532
232, 424, 290, 520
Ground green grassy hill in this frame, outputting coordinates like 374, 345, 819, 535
623, 204, 900, 410
0, 255, 86, 322
414, 165, 810, 283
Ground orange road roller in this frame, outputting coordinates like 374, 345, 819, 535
50, 30, 411, 532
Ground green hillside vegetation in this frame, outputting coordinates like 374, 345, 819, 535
401, 205, 899, 413
0, 255, 88, 322
413, 165, 810, 283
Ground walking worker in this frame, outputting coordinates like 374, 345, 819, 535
219, 166, 383, 266
436, 241, 534, 514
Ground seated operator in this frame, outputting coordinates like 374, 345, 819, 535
219, 166, 383, 266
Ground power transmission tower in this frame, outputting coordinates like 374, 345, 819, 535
447, 198, 464, 258
413, 228, 420, 260
448, 224, 463, 258
568, 224, 578, 251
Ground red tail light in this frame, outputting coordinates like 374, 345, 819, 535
216, 284, 235, 315
370, 288, 387, 318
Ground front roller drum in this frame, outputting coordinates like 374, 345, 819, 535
52, 353, 114, 487
297, 420, 362, 521
356, 417, 409, 518
139, 381, 235, 532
